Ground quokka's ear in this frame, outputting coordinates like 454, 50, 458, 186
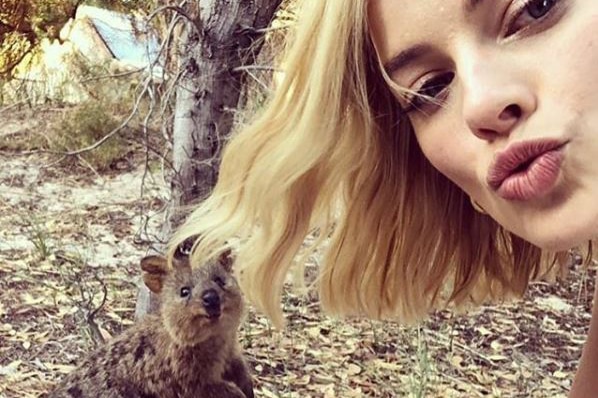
173, 236, 198, 260
171, 236, 197, 270
140, 255, 169, 294
218, 249, 234, 273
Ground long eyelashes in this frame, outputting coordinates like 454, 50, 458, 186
403, 72, 454, 114
504, 0, 561, 37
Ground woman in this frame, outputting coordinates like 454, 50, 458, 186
171, 0, 598, 395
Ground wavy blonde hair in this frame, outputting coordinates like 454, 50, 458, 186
169, 0, 558, 327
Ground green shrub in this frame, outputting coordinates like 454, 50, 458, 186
50, 100, 130, 171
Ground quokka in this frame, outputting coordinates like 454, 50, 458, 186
46, 245, 254, 398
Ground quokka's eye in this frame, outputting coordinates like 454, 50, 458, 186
213, 276, 226, 288
180, 287, 191, 298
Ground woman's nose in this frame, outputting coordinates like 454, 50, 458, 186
462, 63, 536, 142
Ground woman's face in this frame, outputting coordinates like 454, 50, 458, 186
370, 0, 598, 250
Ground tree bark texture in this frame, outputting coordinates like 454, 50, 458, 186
170, 0, 283, 222
136, 0, 283, 319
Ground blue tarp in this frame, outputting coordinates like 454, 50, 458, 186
84, 6, 161, 71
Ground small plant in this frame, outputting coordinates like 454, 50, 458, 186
409, 327, 433, 398
49, 100, 130, 171
22, 217, 53, 261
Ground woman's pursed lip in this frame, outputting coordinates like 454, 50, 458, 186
495, 148, 565, 201
486, 138, 568, 191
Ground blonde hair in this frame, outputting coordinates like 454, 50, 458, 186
169, 0, 555, 327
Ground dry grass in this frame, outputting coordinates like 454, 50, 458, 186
0, 107, 593, 398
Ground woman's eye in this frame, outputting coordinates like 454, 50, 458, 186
527, 0, 557, 18
180, 287, 191, 298
504, 0, 561, 37
404, 72, 454, 114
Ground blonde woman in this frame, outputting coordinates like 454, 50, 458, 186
170, 0, 598, 395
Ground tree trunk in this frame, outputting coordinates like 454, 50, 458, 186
135, 0, 283, 319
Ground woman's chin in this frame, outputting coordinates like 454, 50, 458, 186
520, 221, 597, 252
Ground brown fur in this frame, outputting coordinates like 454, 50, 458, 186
45, 250, 253, 398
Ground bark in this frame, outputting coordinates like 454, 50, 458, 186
136, 0, 283, 319
169, 0, 283, 218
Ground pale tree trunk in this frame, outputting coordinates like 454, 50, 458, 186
135, 0, 283, 319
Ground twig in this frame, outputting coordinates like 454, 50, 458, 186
79, 67, 145, 83
233, 65, 281, 73
40, 155, 67, 169
76, 154, 103, 182
86, 274, 109, 346
147, 5, 202, 36
239, 23, 294, 34
137, 76, 158, 245
0, 99, 29, 114
244, 69, 270, 92
125, 135, 175, 171
423, 329, 500, 367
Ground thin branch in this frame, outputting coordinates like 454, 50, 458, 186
233, 65, 282, 73
147, 5, 202, 36
86, 274, 109, 346
87, 275, 109, 323
244, 69, 270, 92
239, 23, 293, 34
79, 67, 145, 83
0, 99, 29, 114
40, 155, 67, 169
125, 135, 175, 171
423, 329, 500, 367
76, 153, 103, 181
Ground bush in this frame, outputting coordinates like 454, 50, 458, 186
49, 100, 131, 171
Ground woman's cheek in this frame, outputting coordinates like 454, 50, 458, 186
416, 126, 481, 194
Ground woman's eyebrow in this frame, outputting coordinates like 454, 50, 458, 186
383, 43, 432, 75
383, 0, 486, 76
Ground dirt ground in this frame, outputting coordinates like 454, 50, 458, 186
0, 106, 595, 397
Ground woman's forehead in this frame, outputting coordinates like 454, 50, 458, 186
368, 0, 474, 64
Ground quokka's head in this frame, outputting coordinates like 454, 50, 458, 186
140, 240, 244, 346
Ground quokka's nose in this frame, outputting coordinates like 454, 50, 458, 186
201, 289, 221, 317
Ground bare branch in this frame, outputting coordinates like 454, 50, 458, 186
78, 67, 145, 84
238, 22, 293, 34
86, 274, 109, 346
244, 69, 270, 92
147, 4, 202, 36
233, 65, 282, 73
